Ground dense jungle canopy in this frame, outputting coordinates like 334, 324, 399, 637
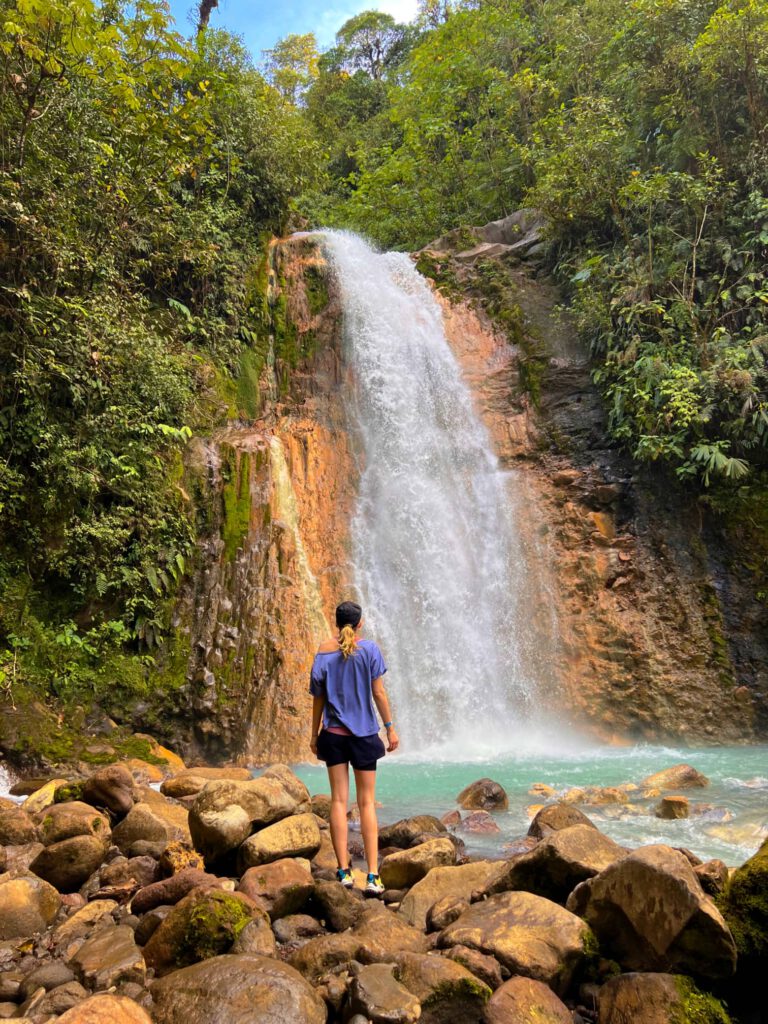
1, 0, 767, 704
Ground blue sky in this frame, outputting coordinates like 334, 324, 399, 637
167, 1, 420, 59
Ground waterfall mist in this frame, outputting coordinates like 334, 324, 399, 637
324, 231, 563, 759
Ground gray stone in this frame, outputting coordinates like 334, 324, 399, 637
70, 924, 146, 990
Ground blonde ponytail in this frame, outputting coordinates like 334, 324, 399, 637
338, 624, 357, 659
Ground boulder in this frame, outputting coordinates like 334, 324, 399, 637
380, 815, 447, 849
396, 951, 491, 1022
640, 765, 709, 791
30, 834, 109, 892
380, 837, 456, 890
189, 770, 310, 862
0, 807, 38, 845
143, 886, 266, 975
426, 895, 469, 932
18, 961, 76, 998
597, 972, 731, 1024
483, 824, 626, 904
26, 980, 89, 1018
566, 844, 736, 979
132, 734, 186, 772
131, 867, 221, 914
456, 811, 500, 834
437, 890, 592, 994
151, 953, 326, 1024
484, 976, 572, 1024
123, 758, 166, 784
1, 841, 44, 874
158, 839, 205, 876
311, 794, 331, 821
52, 899, 118, 950
273, 914, 326, 943
457, 778, 509, 811
528, 803, 597, 840
23, 779, 68, 814
100, 854, 160, 889
55, 994, 153, 1023
238, 813, 321, 869
656, 796, 689, 820
70, 924, 146, 990
161, 766, 252, 800
399, 861, 500, 930
311, 830, 338, 873
347, 963, 421, 1024
111, 801, 185, 855
312, 878, 365, 931
37, 801, 111, 845
444, 945, 504, 991
134, 904, 172, 946
231, 916, 278, 957
291, 903, 429, 983
695, 859, 729, 898
237, 858, 313, 920
82, 765, 136, 818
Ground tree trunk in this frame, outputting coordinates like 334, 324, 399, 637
197, 0, 219, 32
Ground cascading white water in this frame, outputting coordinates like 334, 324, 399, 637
324, 231, 557, 758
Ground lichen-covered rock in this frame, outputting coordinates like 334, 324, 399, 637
158, 839, 205, 876
348, 963, 421, 1024
597, 972, 732, 1024
718, 835, 768, 979
55, 994, 154, 1024
82, 765, 137, 818
131, 867, 221, 914
237, 857, 313, 920
189, 770, 310, 862
380, 837, 456, 890
150, 953, 326, 1024
484, 976, 572, 1024
37, 801, 111, 845
395, 951, 491, 1023
567, 845, 736, 979
30, 833, 109, 892
456, 778, 509, 811
238, 813, 321, 869
380, 816, 447, 849
437, 890, 592, 995
0, 806, 38, 845
528, 803, 597, 840
70, 924, 146, 990
142, 886, 265, 975
398, 861, 500, 930
640, 765, 709, 791
483, 824, 626, 904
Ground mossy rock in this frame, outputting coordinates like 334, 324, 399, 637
718, 836, 768, 974
54, 781, 85, 804
143, 887, 264, 975
672, 976, 732, 1024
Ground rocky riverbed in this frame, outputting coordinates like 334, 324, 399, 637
0, 750, 765, 1024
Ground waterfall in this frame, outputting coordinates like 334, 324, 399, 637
323, 231, 558, 759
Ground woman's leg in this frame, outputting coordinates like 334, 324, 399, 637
327, 762, 350, 869
353, 768, 379, 874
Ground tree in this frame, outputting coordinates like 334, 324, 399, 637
335, 10, 409, 80
418, 0, 456, 26
197, 0, 219, 32
263, 32, 319, 105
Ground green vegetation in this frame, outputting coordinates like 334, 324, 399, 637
673, 977, 732, 1024
718, 836, 768, 973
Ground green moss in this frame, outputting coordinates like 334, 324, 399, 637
672, 977, 732, 1024
177, 891, 254, 966
53, 781, 85, 803
717, 837, 768, 973
236, 348, 264, 419
304, 263, 330, 316
421, 976, 491, 1009
221, 448, 252, 562
414, 251, 461, 300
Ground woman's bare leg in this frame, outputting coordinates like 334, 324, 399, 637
327, 762, 350, 869
353, 768, 379, 874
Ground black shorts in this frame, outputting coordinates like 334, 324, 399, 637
316, 729, 386, 771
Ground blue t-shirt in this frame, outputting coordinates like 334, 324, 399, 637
309, 639, 387, 737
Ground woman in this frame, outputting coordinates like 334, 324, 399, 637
309, 600, 399, 896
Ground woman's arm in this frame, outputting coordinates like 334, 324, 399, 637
310, 696, 325, 755
372, 676, 399, 752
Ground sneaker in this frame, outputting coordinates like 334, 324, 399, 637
365, 872, 385, 897
336, 866, 354, 889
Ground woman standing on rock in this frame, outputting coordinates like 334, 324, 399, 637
310, 600, 399, 896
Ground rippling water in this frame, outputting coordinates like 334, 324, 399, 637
291, 744, 768, 867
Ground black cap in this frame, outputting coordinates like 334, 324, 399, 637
335, 601, 362, 629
